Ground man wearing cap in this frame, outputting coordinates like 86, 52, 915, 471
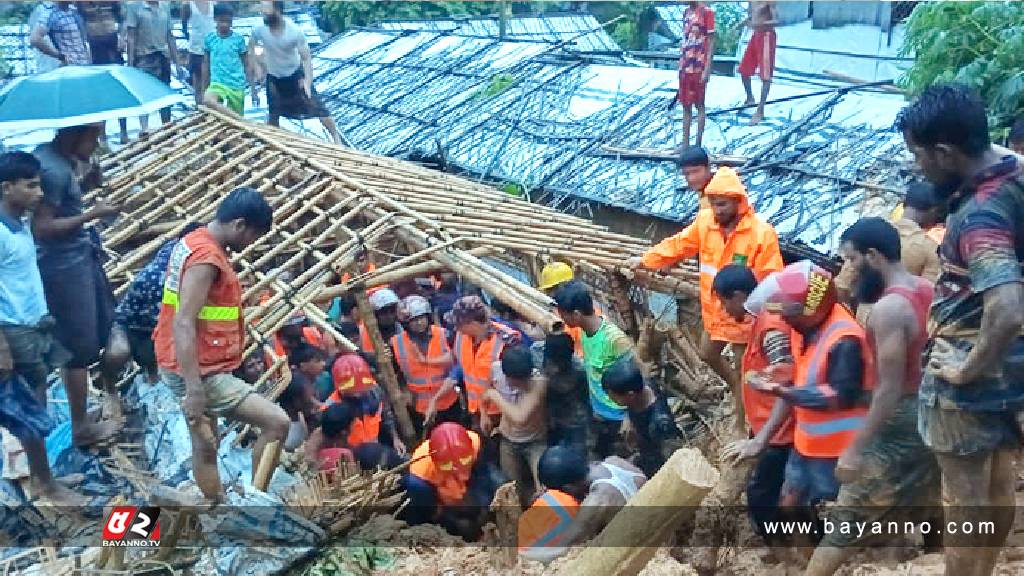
408, 422, 508, 539
629, 167, 783, 431
358, 288, 402, 355
325, 353, 406, 455
426, 296, 520, 430
754, 261, 874, 513
392, 295, 459, 434
273, 312, 324, 358
536, 261, 601, 358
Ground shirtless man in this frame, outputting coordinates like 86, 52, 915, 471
739, 1, 777, 125
520, 446, 647, 564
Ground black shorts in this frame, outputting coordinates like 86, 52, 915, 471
266, 68, 330, 120
38, 251, 115, 369
89, 34, 123, 65
188, 53, 205, 78
126, 328, 157, 372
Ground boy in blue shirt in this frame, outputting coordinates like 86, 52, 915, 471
0, 152, 81, 505
203, 3, 250, 115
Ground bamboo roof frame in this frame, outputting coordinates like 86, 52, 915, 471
94, 109, 700, 376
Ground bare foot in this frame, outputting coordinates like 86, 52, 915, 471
743, 97, 755, 107
750, 110, 764, 125
32, 481, 84, 507
72, 419, 121, 448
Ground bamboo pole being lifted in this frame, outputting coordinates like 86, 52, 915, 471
349, 277, 417, 446
559, 448, 719, 576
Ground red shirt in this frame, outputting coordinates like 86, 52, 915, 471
878, 277, 934, 395
680, 4, 715, 74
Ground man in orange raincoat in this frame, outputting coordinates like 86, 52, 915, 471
629, 167, 782, 430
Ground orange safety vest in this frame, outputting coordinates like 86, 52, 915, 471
154, 228, 244, 375
392, 327, 456, 414
741, 312, 794, 445
517, 489, 580, 551
455, 322, 519, 415
323, 389, 383, 447
791, 304, 876, 459
409, 431, 482, 506
273, 326, 323, 358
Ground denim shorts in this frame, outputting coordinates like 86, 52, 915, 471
780, 451, 840, 507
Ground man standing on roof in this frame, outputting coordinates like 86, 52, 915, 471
678, 1, 715, 148
899, 84, 1024, 576
629, 167, 783, 432
804, 218, 941, 575
739, 1, 777, 125
679, 146, 714, 210
250, 1, 343, 145
152, 187, 291, 502
392, 295, 459, 434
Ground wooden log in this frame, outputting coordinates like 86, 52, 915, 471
490, 481, 521, 569
559, 448, 719, 576
350, 283, 417, 446
608, 272, 639, 339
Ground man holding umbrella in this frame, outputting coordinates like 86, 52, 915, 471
33, 124, 121, 446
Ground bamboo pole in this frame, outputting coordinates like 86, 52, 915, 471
349, 280, 417, 446
559, 448, 719, 576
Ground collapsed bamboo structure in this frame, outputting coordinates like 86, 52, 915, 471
93, 108, 704, 408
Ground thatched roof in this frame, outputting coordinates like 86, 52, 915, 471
94, 110, 699, 359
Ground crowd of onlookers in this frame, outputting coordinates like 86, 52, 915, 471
24, 1, 342, 144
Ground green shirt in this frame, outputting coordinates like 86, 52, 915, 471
204, 31, 247, 89
581, 318, 634, 421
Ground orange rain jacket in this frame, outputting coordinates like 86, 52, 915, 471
640, 167, 783, 343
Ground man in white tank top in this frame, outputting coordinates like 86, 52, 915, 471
181, 0, 215, 105
520, 448, 647, 564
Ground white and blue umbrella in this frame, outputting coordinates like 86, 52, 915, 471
0, 65, 185, 131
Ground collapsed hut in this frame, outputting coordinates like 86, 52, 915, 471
7, 109, 738, 574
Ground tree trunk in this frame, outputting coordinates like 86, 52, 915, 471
559, 448, 719, 576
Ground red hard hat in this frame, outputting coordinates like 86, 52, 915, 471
764, 261, 837, 325
429, 422, 476, 479
331, 353, 376, 395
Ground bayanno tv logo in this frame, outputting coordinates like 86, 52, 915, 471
102, 506, 162, 547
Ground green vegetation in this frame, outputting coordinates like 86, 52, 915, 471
500, 181, 525, 197
900, 1, 1024, 136
475, 73, 517, 99
321, 1, 497, 33
712, 2, 746, 57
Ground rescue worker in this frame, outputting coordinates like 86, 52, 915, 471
715, 264, 794, 546
391, 294, 459, 433
153, 187, 290, 501
755, 261, 874, 513
324, 353, 406, 455
272, 312, 323, 358
408, 422, 508, 540
520, 446, 646, 564
629, 167, 783, 432
518, 445, 586, 556
552, 281, 635, 460
536, 260, 599, 358
357, 288, 402, 355
805, 218, 941, 574
425, 296, 520, 429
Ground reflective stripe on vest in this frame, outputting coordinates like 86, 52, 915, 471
793, 312, 870, 458
161, 289, 240, 321
456, 323, 511, 414
531, 491, 576, 548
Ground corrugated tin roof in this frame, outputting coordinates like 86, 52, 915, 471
311, 29, 910, 255
377, 13, 621, 53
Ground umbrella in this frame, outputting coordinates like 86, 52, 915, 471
0, 65, 185, 131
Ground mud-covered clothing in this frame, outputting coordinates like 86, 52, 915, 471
628, 390, 684, 477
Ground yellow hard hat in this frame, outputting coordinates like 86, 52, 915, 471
538, 262, 574, 291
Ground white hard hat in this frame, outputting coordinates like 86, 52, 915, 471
401, 295, 432, 319
369, 288, 400, 311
